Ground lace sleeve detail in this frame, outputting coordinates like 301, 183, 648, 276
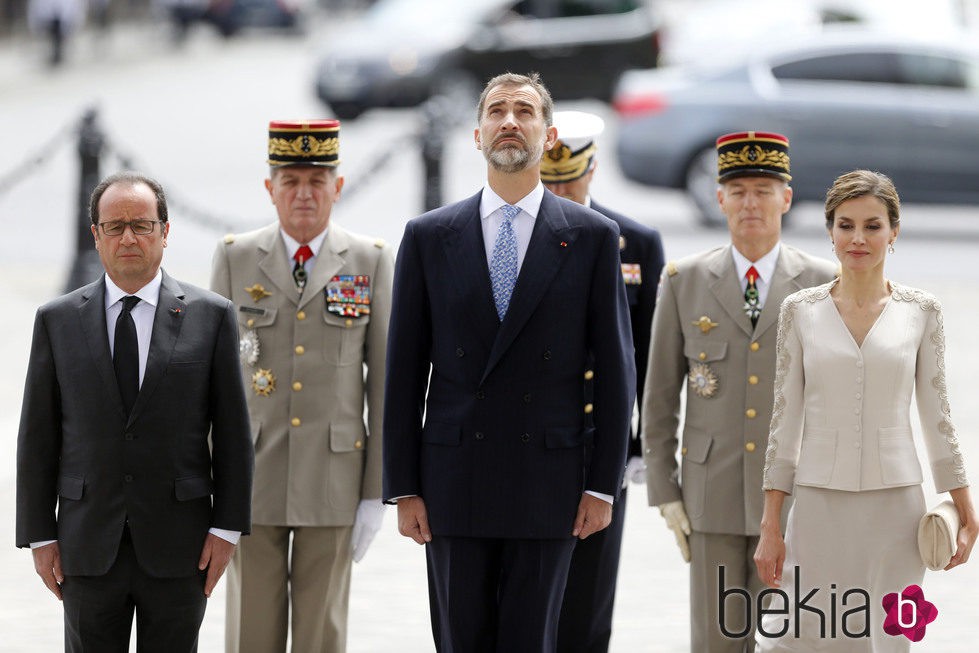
763, 284, 830, 490
893, 284, 968, 488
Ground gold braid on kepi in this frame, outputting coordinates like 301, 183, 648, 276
268, 119, 340, 167
715, 131, 791, 183
541, 110, 605, 183
540, 141, 598, 183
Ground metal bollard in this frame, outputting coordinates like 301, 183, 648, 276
64, 108, 105, 292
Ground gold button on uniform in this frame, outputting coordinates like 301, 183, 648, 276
745, 442, 756, 452
748, 375, 759, 385
295, 345, 305, 355
297, 311, 306, 321
584, 403, 594, 414
354, 440, 363, 449
246, 318, 255, 327
345, 319, 353, 327
292, 381, 303, 392
584, 370, 594, 380
750, 342, 760, 352
291, 417, 301, 427
698, 352, 706, 361
745, 408, 757, 419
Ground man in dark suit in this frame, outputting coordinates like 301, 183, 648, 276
16, 171, 254, 652
541, 110, 665, 653
383, 73, 635, 653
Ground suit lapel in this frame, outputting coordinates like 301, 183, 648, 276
78, 278, 128, 420
131, 271, 185, 424
708, 245, 754, 338
257, 226, 301, 307
754, 246, 804, 338
482, 193, 578, 382
299, 224, 347, 311
437, 193, 500, 352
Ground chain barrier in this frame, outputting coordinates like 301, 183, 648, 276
0, 115, 80, 201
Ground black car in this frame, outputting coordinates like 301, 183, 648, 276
314, 0, 660, 120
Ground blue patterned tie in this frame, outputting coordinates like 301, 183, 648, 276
490, 204, 520, 320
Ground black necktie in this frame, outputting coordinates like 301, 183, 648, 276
114, 296, 141, 415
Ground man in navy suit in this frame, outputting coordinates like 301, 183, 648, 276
542, 111, 665, 653
16, 172, 254, 652
383, 73, 635, 653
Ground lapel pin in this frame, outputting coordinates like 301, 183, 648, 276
560, 241, 568, 248
171, 308, 182, 315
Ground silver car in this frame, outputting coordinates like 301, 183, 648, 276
613, 30, 979, 226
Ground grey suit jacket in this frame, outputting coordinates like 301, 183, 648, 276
211, 222, 393, 526
16, 272, 254, 577
641, 244, 836, 536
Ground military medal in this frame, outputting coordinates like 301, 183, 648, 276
240, 330, 260, 366
325, 275, 372, 318
688, 363, 718, 398
251, 368, 276, 396
693, 315, 718, 334
621, 263, 642, 285
245, 283, 272, 302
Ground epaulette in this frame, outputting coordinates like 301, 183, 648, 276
223, 234, 235, 245
666, 261, 678, 277
373, 238, 386, 249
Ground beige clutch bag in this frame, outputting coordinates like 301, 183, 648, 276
918, 500, 960, 571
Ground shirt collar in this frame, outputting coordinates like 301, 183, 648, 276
104, 269, 163, 309
280, 226, 329, 261
479, 181, 545, 220
731, 242, 781, 284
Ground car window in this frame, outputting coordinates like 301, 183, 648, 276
771, 52, 901, 84
513, 0, 639, 18
897, 53, 968, 88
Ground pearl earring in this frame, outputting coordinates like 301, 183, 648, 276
888, 242, 895, 254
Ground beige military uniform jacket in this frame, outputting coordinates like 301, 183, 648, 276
641, 244, 836, 536
211, 222, 393, 526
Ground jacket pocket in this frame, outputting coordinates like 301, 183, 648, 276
684, 340, 727, 363
422, 422, 461, 446
323, 311, 371, 366
544, 426, 591, 449
878, 426, 922, 485
796, 427, 837, 486
58, 474, 84, 500
174, 476, 214, 501
330, 423, 366, 453
238, 305, 276, 328
680, 430, 712, 519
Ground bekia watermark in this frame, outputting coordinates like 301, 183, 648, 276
717, 566, 939, 642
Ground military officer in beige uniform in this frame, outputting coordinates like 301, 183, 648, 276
210, 120, 394, 653
641, 132, 836, 652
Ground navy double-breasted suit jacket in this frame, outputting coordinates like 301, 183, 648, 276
383, 189, 635, 539
15, 272, 254, 577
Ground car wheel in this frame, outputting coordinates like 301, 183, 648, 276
685, 146, 726, 229
432, 70, 480, 126
330, 102, 365, 121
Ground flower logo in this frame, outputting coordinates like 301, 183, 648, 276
882, 585, 938, 642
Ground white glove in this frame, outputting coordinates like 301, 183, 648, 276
623, 456, 646, 488
659, 500, 691, 563
351, 499, 386, 563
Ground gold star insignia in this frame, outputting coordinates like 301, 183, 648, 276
251, 368, 276, 397
693, 315, 719, 334
245, 284, 272, 302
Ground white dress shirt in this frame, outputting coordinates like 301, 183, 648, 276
280, 226, 329, 270
479, 182, 544, 271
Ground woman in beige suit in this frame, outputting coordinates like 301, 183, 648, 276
753, 170, 978, 651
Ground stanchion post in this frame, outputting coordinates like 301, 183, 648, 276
64, 108, 105, 292
420, 96, 447, 213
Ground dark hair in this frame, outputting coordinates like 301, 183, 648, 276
89, 171, 169, 226
824, 170, 900, 230
476, 72, 553, 126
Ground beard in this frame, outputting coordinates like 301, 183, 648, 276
484, 136, 544, 173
